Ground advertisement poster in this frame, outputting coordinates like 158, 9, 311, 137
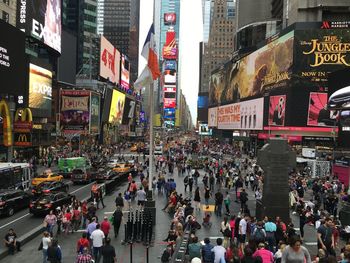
163, 98, 176, 108
164, 13, 176, 25
109, 90, 125, 124
164, 60, 177, 70
209, 31, 294, 106
208, 107, 217, 127
163, 31, 177, 60
100, 36, 120, 84
121, 55, 130, 89
59, 90, 90, 134
199, 124, 212, 136
164, 108, 175, 119
90, 93, 100, 134
140, 111, 145, 123
17, 0, 61, 53
307, 92, 338, 126
294, 29, 350, 83
0, 20, 26, 97
122, 97, 136, 125
164, 70, 176, 84
29, 63, 52, 113
198, 96, 209, 108
217, 98, 264, 130
269, 95, 286, 126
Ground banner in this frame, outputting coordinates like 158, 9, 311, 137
100, 36, 120, 84
16, 0, 61, 53
122, 97, 136, 125
209, 31, 294, 106
90, 93, 100, 134
268, 95, 286, 126
199, 124, 212, 136
29, 64, 52, 114
109, 90, 125, 124
208, 107, 217, 127
59, 90, 90, 134
163, 31, 177, 60
217, 98, 264, 130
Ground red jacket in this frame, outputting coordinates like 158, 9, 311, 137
101, 220, 111, 235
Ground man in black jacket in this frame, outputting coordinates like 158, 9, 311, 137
115, 193, 124, 208
112, 206, 123, 238
214, 191, 223, 217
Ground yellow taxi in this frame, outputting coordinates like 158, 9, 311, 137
130, 144, 138, 152
112, 163, 133, 173
31, 170, 64, 186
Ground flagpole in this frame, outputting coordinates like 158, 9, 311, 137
148, 0, 156, 197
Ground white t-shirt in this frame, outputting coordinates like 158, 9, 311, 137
212, 245, 226, 263
42, 237, 51, 250
90, 229, 105, 248
239, 218, 247, 235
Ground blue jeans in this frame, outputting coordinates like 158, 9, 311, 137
43, 249, 48, 263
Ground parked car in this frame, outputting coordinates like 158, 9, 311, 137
31, 171, 63, 186
32, 181, 69, 196
0, 189, 31, 216
71, 168, 96, 184
29, 192, 73, 216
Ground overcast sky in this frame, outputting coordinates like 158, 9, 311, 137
139, 0, 203, 124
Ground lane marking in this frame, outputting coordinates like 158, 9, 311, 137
0, 183, 94, 231
305, 242, 317, 246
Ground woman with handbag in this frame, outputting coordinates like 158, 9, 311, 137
221, 217, 232, 249
39, 231, 51, 263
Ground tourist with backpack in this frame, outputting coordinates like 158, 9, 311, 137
252, 221, 266, 245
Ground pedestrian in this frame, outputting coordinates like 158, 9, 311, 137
264, 217, 277, 252
317, 217, 335, 256
214, 190, 223, 217
47, 239, 62, 263
202, 237, 214, 263
86, 217, 97, 240
188, 176, 194, 192
91, 224, 105, 263
76, 232, 90, 254
204, 186, 211, 206
239, 214, 249, 251
44, 210, 57, 236
253, 243, 274, 263
239, 188, 249, 211
194, 187, 201, 211
115, 193, 124, 208
184, 175, 189, 192
41, 231, 51, 263
224, 191, 231, 215
188, 236, 201, 261
136, 187, 147, 208
211, 238, 226, 263
101, 216, 111, 238
281, 235, 311, 263
112, 206, 123, 238
221, 217, 231, 248
4, 228, 21, 255
72, 206, 82, 232
101, 237, 117, 263
63, 208, 72, 234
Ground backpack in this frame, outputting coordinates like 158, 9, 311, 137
253, 228, 265, 241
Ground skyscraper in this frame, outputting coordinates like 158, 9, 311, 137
103, 0, 140, 83
0, 0, 16, 26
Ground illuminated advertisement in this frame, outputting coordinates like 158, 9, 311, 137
164, 98, 176, 108
17, 0, 61, 53
209, 31, 294, 106
163, 31, 177, 60
198, 96, 209, 108
122, 97, 136, 125
59, 90, 90, 134
294, 29, 350, 83
164, 70, 176, 84
163, 85, 176, 92
29, 63, 52, 113
100, 36, 120, 84
121, 55, 130, 89
208, 107, 217, 127
217, 98, 264, 130
164, 13, 176, 25
90, 92, 100, 134
164, 60, 177, 70
140, 111, 145, 123
109, 90, 125, 124
164, 108, 175, 119
199, 124, 212, 136
268, 95, 286, 126
307, 92, 337, 126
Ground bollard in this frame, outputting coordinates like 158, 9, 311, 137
129, 242, 133, 263
146, 246, 149, 263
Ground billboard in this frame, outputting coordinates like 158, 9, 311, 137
109, 90, 125, 124
0, 20, 26, 98
209, 31, 294, 106
163, 31, 177, 60
59, 90, 90, 134
164, 98, 176, 108
164, 13, 176, 25
17, 0, 61, 53
164, 108, 175, 119
90, 92, 100, 134
217, 98, 264, 130
120, 55, 130, 89
199, 124, 212, 136
100, 36, 121, 84
140, 111, 145, 123
164, 60, 177, 70
307, 92, 337, 126
164, 70, 176, 84
208, 107, 218, 127
294, 29, 350, 84
122, 97, 136, 125
29, 63, 52, 114
268, 95, 286, 126
198, 96, 209, 108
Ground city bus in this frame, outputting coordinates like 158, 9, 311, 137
0, 163, 32, 191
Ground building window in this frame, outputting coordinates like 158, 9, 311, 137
2, 11, 9, 23
3, 0, 9, 5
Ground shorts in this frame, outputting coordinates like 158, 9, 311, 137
138, 200, 145, 206
239, 234, 246, 243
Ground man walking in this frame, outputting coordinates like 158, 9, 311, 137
214, 190, 223, 217
90, 224, 105, 263
112, 206, 123, 238
101, 238, 117, 263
